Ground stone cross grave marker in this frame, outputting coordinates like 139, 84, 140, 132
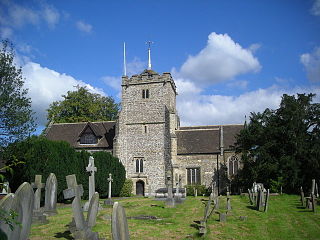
31, 175, 48, 224
104, 173, 114, 205
84, 156, 97, 211
44, 173, 58, 216
0, 182, 34, 240
112, 202, 130, 240
227, 195, 231, 211
63, 174, 100, 239
63, 174, 86, 230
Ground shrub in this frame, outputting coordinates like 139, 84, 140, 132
119, 179, 133, 197
185, 184, 206, 196
3, 136, 126, 201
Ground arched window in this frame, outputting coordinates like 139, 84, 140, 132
228, 156, 239, 176
135, 158, 144, 173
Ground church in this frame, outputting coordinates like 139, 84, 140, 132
46, 48, 243, 196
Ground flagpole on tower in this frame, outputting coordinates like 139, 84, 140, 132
123, 42, 127, 76
146, 41, 153, 70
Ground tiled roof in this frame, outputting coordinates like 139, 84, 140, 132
46, 121, 116, 149
177, 124, 243, 155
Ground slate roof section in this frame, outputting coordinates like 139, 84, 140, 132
46, 121, 116, 149
177, 124, 243, 155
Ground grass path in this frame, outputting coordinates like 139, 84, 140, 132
29, 195, 320, 239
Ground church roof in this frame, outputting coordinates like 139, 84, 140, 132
176, 124, 243, 155
45, 121, 116, 149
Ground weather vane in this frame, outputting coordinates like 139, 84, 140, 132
146, 41, 154, 70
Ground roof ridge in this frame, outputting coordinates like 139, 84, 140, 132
52, 120, 116, 125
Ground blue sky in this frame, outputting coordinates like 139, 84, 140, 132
1, 0, 320, 131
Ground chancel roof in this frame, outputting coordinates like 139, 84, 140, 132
45, 121, 116, 149
176, 124, 243, 155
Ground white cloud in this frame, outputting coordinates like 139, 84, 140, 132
42, 5, 60, 28
178, 32, 261, 85
300, 47, 320, 82
76, 20, 92, 33
311, 0, 320, 16
127, 57, 146, 76
22, 61, 105, 126
226, 80, 248, 89
0, 1, 60, 31
177, 85, 320, 126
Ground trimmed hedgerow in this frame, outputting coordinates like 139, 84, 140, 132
3, 136, 125, 202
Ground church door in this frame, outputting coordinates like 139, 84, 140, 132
136, 180, 145, 196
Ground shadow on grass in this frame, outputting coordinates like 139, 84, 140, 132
190, 223, 200, 230
246, 205, 257, 211
54, 230, 73, 239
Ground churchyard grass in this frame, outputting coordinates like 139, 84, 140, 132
29, 194, 320, 239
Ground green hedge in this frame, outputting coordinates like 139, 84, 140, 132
185, 184, 207, 196
3, 136, 126, 202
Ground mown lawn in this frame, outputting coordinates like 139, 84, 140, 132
29, 194, 320, 239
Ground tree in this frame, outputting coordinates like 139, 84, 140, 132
235, 93, 320, 193
46, 87, 119, 125
0, 40, 36, 148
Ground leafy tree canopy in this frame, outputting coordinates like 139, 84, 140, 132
0, 40, 36, 148
46, 87, 119, 125
235, 93, 320, 193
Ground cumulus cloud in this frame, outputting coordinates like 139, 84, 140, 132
177, 85, 320, 126
22, 61, 105, 126
311, 0, 320, 16
226, 80, 248, 89
0, 0, 60, 37
76, 20, 93, 33
300, 47, 320, 82
177, 32, 261, 85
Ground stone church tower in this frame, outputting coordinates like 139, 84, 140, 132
113, 69, 178, 196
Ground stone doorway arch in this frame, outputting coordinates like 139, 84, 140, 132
136, 180, 145, 196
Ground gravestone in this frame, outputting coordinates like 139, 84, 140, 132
194, 188, 198, 197
84, 156, 97, 211
165, 174, 175, 207
219, 212, 227, 222
174, 175, 182, 204
300, 186, 305, 207
1, 182, 34, 240
226, 196, 231, 211
44, 173, 58, 216
63, 174, 99, 240
104, 173, 113, 205
86, 192, 100, 228
112, 202, 130, 240
31, 175, 48, 224
248, 189, 253, 205
257, 188, 264, 211
311, 179, 316, 195
311, 194, 316, 213
315, 183, 319, 198
0, 193, 15, 238
264, 189, 270, 212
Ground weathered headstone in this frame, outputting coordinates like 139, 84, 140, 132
227, 196, 231, 211
112, 202, 130, 240
248, 189, 253, 205
0, 193, 15, 238
44, 173, 58, 216
315, 183, 319, 198
174, 176, 182, 204
311, 179, 316, 195
194, 188, 198, 197
63, 174, 99, 240
165, 174, 175, 207
219, 212, 227, 222
104, 173, 113, 205
311, 194, 316, 213
2, 182, 34, 240
84, 156, 97, 211
264, 189, 270, 212
31, 175, 48, 224
86, 192, 100, 228
300, 186, 305, 207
